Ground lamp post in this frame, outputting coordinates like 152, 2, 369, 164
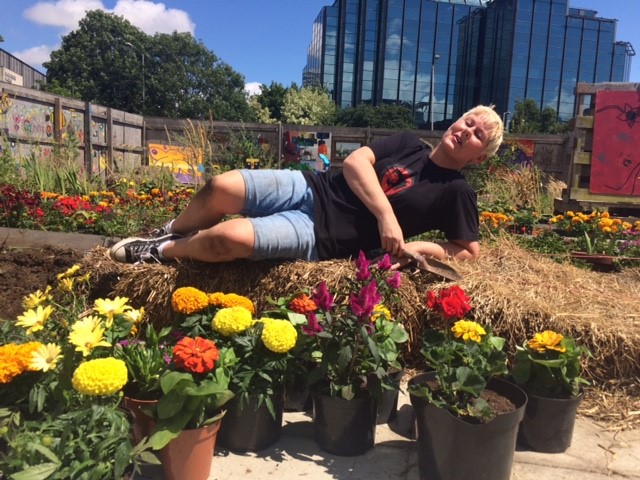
123, 41, 145, 113
502, 111, 511, 132
430, 54, 440, 131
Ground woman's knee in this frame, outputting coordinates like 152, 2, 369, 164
200, 171, 246, 213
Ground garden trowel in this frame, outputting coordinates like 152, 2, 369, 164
403, 250, 463, 282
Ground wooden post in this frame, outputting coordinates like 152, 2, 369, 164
106, 108, 114, 171
83, 101, 92, 174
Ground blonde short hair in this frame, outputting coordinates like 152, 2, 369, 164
462, 104, 504, 158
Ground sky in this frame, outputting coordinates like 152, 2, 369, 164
1, 0, 639, 97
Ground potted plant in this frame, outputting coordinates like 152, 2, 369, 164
212, 308, 298, 452
512, 330, 592, 453
167, 287, 298, 453
280, 251, 409, 456
0, 265, 153, 478
148, 334, 234, 480
408, 285, 527, 480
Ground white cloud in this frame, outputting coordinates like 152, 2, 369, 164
244, 82, 263, 97
11, 45, 56, 71
23, 0, 194, 35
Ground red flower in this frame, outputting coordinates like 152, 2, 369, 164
172, 336, 219, 374
425, 286, 472, 320
289, 294, 318, 314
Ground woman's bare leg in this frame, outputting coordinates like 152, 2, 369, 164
170, 170, 246, 235
161, 217, 255, 262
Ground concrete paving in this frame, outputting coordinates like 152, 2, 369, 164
131, 385, 639, 480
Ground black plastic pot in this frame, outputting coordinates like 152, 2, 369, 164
409, 372, 527, 480
517, 391, 583, 453
376, 369, 404, 424
217, 392, 284, 452
312, 392, 377, 456
284, 372, 313, 412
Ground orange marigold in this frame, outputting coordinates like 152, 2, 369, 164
220, 293, 255, 314
208, 292, 226, 307
0, 342, 42, 383
172, 336, 219, 374
289, 294, 318, 314
171, 287, 209, 314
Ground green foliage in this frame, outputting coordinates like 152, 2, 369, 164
336, 104, 415, 129
43, 11, 253, 120
0, 405, 137, 480
0, 132, 19, 186
215, 127, 277, 171
281, 87, 336, 126
509, 99, 568, 134
255, 81, 291, 122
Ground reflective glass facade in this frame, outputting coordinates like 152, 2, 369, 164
303, 0, 634, 127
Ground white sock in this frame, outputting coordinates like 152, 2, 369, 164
157, 241, 169, 260
164, 219, 175, 234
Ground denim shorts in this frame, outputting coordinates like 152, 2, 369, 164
239, 169, 319, 261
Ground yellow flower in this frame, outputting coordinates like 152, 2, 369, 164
72, 358, 128, 396
451, 320, 486, 343
527, 330, 566, 353
371, 304, 392, 322
22, 286, 52, 309
220, 293, 255, 314
58, 277, 75, 292
16, 305, 55, 335
260, 318, 298, 353
30, 343, 62, 372
212, 306, 253, 336
123, 307, 145, 324
171, 287, 209, 314
69, 316, 111, 356
566, 211, 574, 217
94, 296, 132, 328
56, 264, 80, 280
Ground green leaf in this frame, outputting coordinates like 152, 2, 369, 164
389, 324, 409, 343
160, 371, 193, 394
12, 463, 60, 480
157, 389, 186, 419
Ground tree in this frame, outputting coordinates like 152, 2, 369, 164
43, 10, 253, 121
336, 104, 414, 129
281, 87, 336, 126
255, 82, 291, 122
0, 35, 4, 43
509, 98, 568, 134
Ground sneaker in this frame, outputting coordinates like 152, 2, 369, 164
109, 234, 181, 264
150, 226, 173, 238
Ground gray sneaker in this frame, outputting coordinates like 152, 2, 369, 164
109, 234, 181, 264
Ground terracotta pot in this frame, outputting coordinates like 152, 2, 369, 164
122, 396, 158, 445
161, 420, 221, 480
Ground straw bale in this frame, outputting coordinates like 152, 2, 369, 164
81, 240, 640, 427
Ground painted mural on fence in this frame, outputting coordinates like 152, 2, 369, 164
283, 131, 332, 171
591, 90, 640, 196
148, 143, 203, 184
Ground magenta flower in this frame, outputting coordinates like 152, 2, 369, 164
386, 271, 402, 289
377, 254, 392, 271
349, 280, 381, 321
355, 250, 371, 281
312, 281, 334, 311
302, 312, 324, 336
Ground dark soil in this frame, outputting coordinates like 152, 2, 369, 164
0, 246, 82, 320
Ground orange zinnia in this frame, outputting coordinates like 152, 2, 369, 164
172, 336, 219, 374
289, 294, 318, 314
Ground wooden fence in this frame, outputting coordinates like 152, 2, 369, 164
1, 82, 568, 181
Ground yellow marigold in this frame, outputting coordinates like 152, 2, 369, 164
566, 211, 574, 217
528, 330, 566, 353
212, 306, 253, 336
171, 287, 209, 314
571, 216, 583, 224
601, 211, 610, 218
72, 358, 127, 396
260, 318, 298, 353
451, 320, 486, 343
220, 293, 255, 314
0, 342, 42, 383
371, 304, 392, 322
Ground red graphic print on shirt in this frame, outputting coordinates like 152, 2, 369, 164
381, 166, 413, 196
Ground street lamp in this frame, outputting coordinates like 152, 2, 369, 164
502, 111, 511, 132
123, 41, 145, 112
430, 54, 440, 131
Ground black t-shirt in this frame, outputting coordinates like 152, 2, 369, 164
303, 132, 479, 260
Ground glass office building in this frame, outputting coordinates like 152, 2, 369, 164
303, 0, 634, 128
